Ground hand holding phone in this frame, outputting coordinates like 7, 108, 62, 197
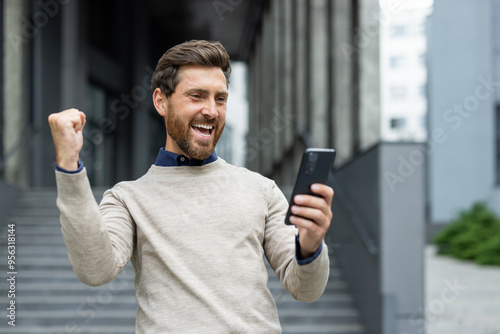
285, 148, 336, 225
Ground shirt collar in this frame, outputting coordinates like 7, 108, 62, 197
155, 148, 218, 167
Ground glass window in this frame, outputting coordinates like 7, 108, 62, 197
390, 86, 407, 99
390, 56, 407, 68
390, 25, 407, 37
415, 22, 426, 35
83, 84, 121, 187
390, 118, 406, 130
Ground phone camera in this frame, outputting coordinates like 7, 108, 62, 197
304, 152, 318, 175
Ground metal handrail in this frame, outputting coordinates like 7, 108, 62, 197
0, 125, 35, 174
296, 125, 378, 256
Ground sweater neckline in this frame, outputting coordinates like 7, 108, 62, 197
147, 157, 226, 176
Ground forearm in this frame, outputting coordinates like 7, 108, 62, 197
265, 181, 330, 302
267, 231, 330, 302
285, 242, 330, 302
55, 169, 127, 286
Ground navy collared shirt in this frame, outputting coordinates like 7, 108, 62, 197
154, 148, 218, 167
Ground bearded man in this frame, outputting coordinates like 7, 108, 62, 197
48, 40, 334, 333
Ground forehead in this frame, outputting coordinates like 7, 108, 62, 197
177, 65, 227, 91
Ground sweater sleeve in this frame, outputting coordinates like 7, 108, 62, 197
55, 168, 135, 287
263, 181, 330, 303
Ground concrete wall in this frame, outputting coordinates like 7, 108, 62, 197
428, 0, 497, 224
330, 145, 382, 333
379, 143, 426, 334
330, 142, 426, 334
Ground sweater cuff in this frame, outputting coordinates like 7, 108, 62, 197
295, 234, 323, 265
55, 160, 84, 174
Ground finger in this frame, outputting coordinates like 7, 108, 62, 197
310, 184, 334, 206
76, 111, 86, 131
291, 205, 330, 228
60, 109, 84, 130
293, 194, 327, 210
293, 194, 333, 223
289, 214, 322, 234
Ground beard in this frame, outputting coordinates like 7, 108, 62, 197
165, 101, 225, 160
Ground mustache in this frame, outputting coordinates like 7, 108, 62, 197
189, 119, 218, 126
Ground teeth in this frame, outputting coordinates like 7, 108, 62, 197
192, 124, 213, 130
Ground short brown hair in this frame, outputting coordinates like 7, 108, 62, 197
151, 40, 231, 97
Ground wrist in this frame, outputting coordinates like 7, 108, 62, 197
298, 237, 321, 260
299, 249, 315, 260
57, 159, 79, 171
55, 160, 84, 174
56, 154, 79, 171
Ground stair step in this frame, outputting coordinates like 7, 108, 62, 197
0, 325, 135, 334
0, 295, 136, 304
10, 207, 61, 217
281, 323, 365, 334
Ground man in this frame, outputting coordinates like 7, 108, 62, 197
48, 40, 334, 333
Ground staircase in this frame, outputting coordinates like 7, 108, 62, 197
0, 189, 364, 333
268, 261, 365, 334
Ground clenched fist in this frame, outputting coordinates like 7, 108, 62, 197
48, 109, 86, 171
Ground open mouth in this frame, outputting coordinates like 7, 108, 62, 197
191, 123, 214, 138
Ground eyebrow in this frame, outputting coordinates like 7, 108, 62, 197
185, 88, 228, 96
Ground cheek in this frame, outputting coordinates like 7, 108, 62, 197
218, 108, 227, 122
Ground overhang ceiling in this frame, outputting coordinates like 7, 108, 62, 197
141, 0, 263, 61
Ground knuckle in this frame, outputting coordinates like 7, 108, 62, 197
314, 210, 324, 221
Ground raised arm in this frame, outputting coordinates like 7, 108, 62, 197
49, 109, 134, 286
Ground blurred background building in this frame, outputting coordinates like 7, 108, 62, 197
427, 0, 500, 235
379, 0, 431, 142
1, 0, 499, 333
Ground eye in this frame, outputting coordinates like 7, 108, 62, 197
217, 96, 227, 104
191, 94, 202, 100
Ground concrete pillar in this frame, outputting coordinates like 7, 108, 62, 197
60, 0, 85, 110
247, 33, 261, 171
272, 0, 282, 176
262, 10, 274, 176
281, 0, 295, 184
332, 0, 355, 165
308, 0, 329, 148
294, 0, 308, 133
132, 2, 152, 179
2, 0, 29, 187
358, 0, 381, 150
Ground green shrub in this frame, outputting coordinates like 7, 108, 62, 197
476, 233, 500, 265
433, 202, 500, 265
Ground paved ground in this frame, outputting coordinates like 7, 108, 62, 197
425, 245, 500, 334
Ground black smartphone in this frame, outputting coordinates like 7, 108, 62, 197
284, 148, 336, 225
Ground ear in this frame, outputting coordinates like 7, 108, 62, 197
153, 88, 168, 117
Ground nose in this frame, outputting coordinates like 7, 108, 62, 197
201, 99, 218, 119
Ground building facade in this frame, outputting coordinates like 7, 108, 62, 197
379, 0, 432, 142
427, 0, 500, 228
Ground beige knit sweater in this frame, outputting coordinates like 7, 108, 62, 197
55, 158, 330, 333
